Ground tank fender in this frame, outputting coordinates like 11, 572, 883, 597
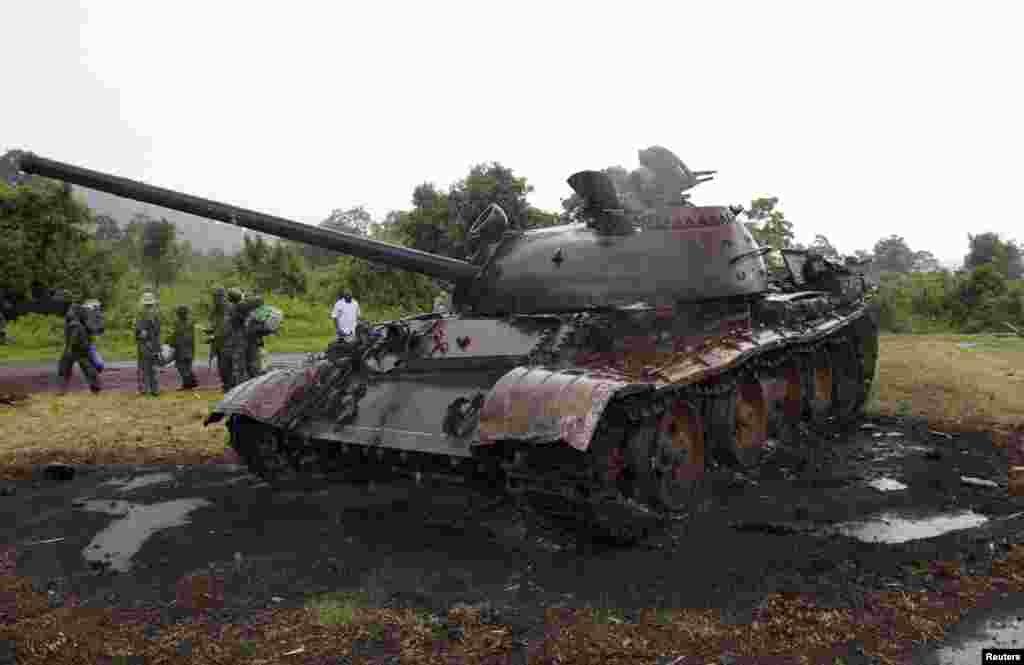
476, 366, 646, 451
203, 362, 327, 426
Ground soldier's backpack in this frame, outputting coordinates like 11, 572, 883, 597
246, 305, 283, 336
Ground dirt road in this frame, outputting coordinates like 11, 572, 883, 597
0, 353, 309, 394
3, 417, 1024, 663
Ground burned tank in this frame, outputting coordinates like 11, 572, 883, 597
10, 148, 879, 539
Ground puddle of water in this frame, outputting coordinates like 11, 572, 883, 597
833, 510, 989, 544
80, 498, 211, 571
934, 611, 1024, 664
79, 499, 134, 516
101, 472, 176, 493
871, 445, 933, 462
867, 478, 908, 492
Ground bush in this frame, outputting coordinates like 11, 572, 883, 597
873, 266, 1024, 334
5, 313, 64, 349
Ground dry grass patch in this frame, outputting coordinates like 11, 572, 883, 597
0, 389, 231, 480
2, 546, 1024, 664
876, 334, 1024, 429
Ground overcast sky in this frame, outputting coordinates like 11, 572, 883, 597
4, 1, 1021, 266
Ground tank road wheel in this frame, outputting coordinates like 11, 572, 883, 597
803, 350, 834, 426
706, 382, 769, 469
830, 338, 866, 426
228, 416, 296, 485
852, 311, 880, 413
652, 400, 707, 512
733, 382, 769, 467
776, 361, 804, 441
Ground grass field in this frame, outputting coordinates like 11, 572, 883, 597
0, 389, 232, 479
872, 333, 1024, 430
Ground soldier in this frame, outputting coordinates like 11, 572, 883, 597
134, 292, 161, 396
169, 304, 198, 390
204, 286, 229, 390
0, 303, 7, 345
221, 287, 246, 391
243, 293, 266, 378
57, 302, 101, 394
228, 292, 261, 388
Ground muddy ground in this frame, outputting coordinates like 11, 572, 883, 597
3, 415, 1024, 664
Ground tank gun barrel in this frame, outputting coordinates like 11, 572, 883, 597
11, 151, 480, 284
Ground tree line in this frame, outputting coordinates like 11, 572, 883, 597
2, 161, 1021, 335
726, 195, 1023, 333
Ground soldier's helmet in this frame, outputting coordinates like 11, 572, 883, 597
176, 304, 190, 317
227, 287, 243, 303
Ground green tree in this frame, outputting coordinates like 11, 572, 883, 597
266, 242, 308, 296
742, 196, 796, 269
392, 183, 459, 256
235, 234, 308, 296
93, 214, 123, 243
951, 263, 1008, 330
140, 216, 184, 289
872, 235, 917, 274
396, 164, 560, 259
911, 250, 942, 273
449, 163, 533, 234
0, 177, 126, 306
298, 205, 375, 269
744, 197, 795, 249
964, 232, 1023, 279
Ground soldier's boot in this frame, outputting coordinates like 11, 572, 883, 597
79, 358, 101, 394
180, 363, 198, 389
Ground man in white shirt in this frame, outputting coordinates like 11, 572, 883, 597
331, 292, 360, 340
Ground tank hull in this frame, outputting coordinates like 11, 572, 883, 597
207, 281, 879, 539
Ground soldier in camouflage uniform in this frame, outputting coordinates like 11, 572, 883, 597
221, 288, 245, 391
244, 293, 266, 379
228, 292, 260, 389
205, 286, 229, 390
134, 292, 161, 396
169, 304, 198, 390
58, 303, 101, 394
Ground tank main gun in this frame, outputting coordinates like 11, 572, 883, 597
8, 151, 480, 285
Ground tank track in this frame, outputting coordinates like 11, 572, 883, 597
227, 317, 876, 543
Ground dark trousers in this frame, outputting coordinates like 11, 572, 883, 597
58, 351, 101, 392
175, 357, 197, 389
217, 348, 233, 391
137, 347, 159, 396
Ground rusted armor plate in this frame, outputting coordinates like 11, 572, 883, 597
205, 363, 324, 425
477, 309, 863, 451
478, 367, 631, 451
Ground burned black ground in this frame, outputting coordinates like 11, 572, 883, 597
3, 416, 1024, 663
